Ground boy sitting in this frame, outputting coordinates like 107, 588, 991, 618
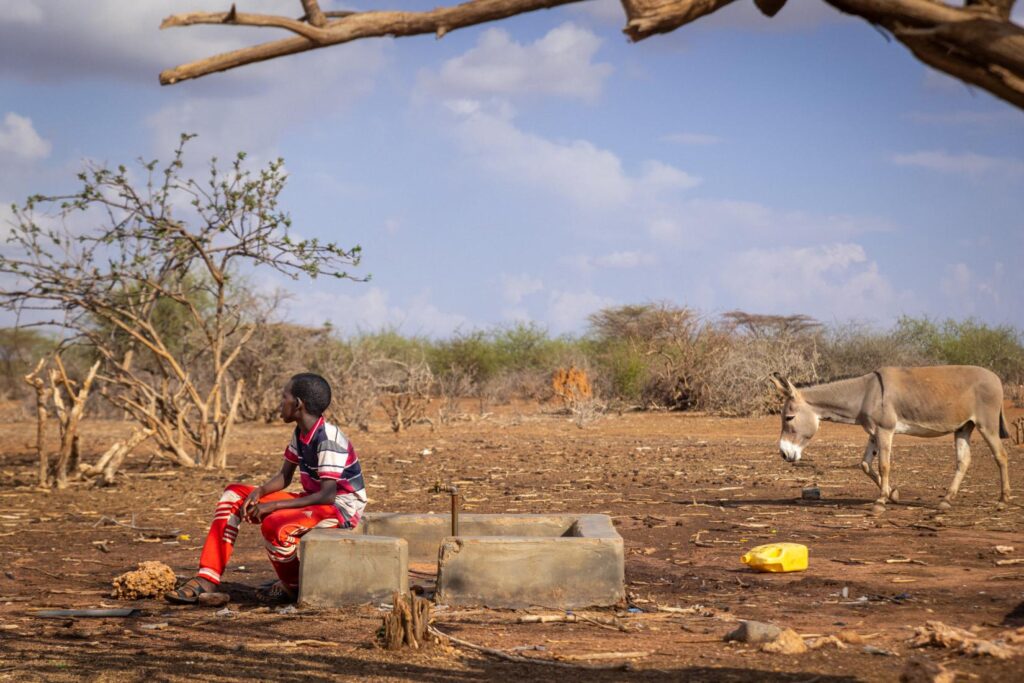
166, 372, 366, 604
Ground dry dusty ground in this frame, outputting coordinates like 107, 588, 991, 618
1, 402, 1023, 682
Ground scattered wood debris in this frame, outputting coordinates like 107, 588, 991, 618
908, 621, 1020, 659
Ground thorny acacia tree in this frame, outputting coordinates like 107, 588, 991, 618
158, 1, 1024, 110
0, 135, 362, 469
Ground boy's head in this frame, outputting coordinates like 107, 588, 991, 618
284, 373, 332, 419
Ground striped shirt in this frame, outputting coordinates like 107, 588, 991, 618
283, 417, 366, 526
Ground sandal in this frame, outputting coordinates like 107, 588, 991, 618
164, 577, 209, 605
255, 580, 296, 605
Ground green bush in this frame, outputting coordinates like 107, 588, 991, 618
893, 316, 1024, 383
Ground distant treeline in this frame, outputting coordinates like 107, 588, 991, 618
3, 305, 1022, 423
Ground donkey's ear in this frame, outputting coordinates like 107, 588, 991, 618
768, 372, 794, 398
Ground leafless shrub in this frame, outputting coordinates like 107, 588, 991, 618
377, 357, 434, 433
436, 367, 474, 425
588, 303, 727, 410
1010, 383, 1024, 409
324, 340, 384, 432
818, 322, 934, 380
703, 312, 823, 416
569, 393, 606, 429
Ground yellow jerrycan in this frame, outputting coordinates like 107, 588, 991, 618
741, 542, 808, 572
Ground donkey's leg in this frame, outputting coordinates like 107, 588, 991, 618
977, 424, 1011, 509
873, 429, 895, 510
939, 425, 973, 511
860, 436, 881, 488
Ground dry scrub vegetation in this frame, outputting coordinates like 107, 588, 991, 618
1, 141, 1021, 484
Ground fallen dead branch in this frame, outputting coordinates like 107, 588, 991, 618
247, 639, 338, 649
559, 651, 650, 661
94, 515, 182, 538
427, 625, 636, 670
517, 613, 628, 632
909, 621, 1020, 659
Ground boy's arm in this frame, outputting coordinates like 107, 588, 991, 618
243, 461, 296, 520
255, 479, 337, 518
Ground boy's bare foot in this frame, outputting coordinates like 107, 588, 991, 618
165, 576, 217, 604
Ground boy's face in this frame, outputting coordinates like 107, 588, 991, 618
280, 382, 301, 423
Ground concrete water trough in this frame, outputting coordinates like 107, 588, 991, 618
298, 512, 625, 609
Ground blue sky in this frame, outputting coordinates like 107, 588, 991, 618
1, 0, 1022, 337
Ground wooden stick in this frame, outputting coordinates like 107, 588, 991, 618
427, 625, 635, 670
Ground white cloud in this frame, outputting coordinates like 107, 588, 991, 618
2, 1, 42, 25
0, 1, 290, 83
941, 262, 1003, 315
571, 250, 657, 271
646, 199, 890, 249
284, 284, 472, 338
447, 102, 699, 209
418, 22, 612, 102
0, 112, 51, 160
662, 132, 722, 145
640, 160, 702, 191
501, 273, 544, 304
718, 243, 908, 321
146, 42, 386, 162
891, 150, 1024, 178
546, 289, 616, 333
595, 251, 655, 268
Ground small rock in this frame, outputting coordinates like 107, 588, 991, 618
276, 604, 298, 615
761, 628, 808, 655
198, 592, 231, 608
214, 608, 235, 618
863, 645, 896, 656
995, 545, 1014, 555
801, 487, 821, 500
900, 657, 955, 683
724, 620, 782, 644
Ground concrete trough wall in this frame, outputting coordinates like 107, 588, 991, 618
298, 530, 408, 608
298, 513, 624, 609
364, 513, 578, 563
435, 514, 624, 609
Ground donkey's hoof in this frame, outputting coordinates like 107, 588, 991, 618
996, 501, 1006, 512
870, 503, 886, 516
937, 500, 952, 511
889, 488, 900, 503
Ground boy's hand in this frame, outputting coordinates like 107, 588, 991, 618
251, 501, 277, 522
243, 488, 263, 523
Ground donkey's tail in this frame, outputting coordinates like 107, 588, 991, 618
999, 408, 1010, 439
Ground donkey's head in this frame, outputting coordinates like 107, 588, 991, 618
768, 373, 819, 463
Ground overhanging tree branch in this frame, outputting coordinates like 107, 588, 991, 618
159, 0, 1024, 110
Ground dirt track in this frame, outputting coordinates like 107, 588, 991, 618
1, 404, 1022, 681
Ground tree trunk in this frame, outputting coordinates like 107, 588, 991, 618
49, 360, 100, 489
23, 359, 52, 488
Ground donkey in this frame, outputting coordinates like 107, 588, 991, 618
769, 366, 1011, 511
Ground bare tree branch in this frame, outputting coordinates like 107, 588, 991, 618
159, 0, 587, 85
158, 0, 1024, 111
301, 0, 328, 28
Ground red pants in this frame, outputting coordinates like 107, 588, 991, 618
197, 483, 342, 591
